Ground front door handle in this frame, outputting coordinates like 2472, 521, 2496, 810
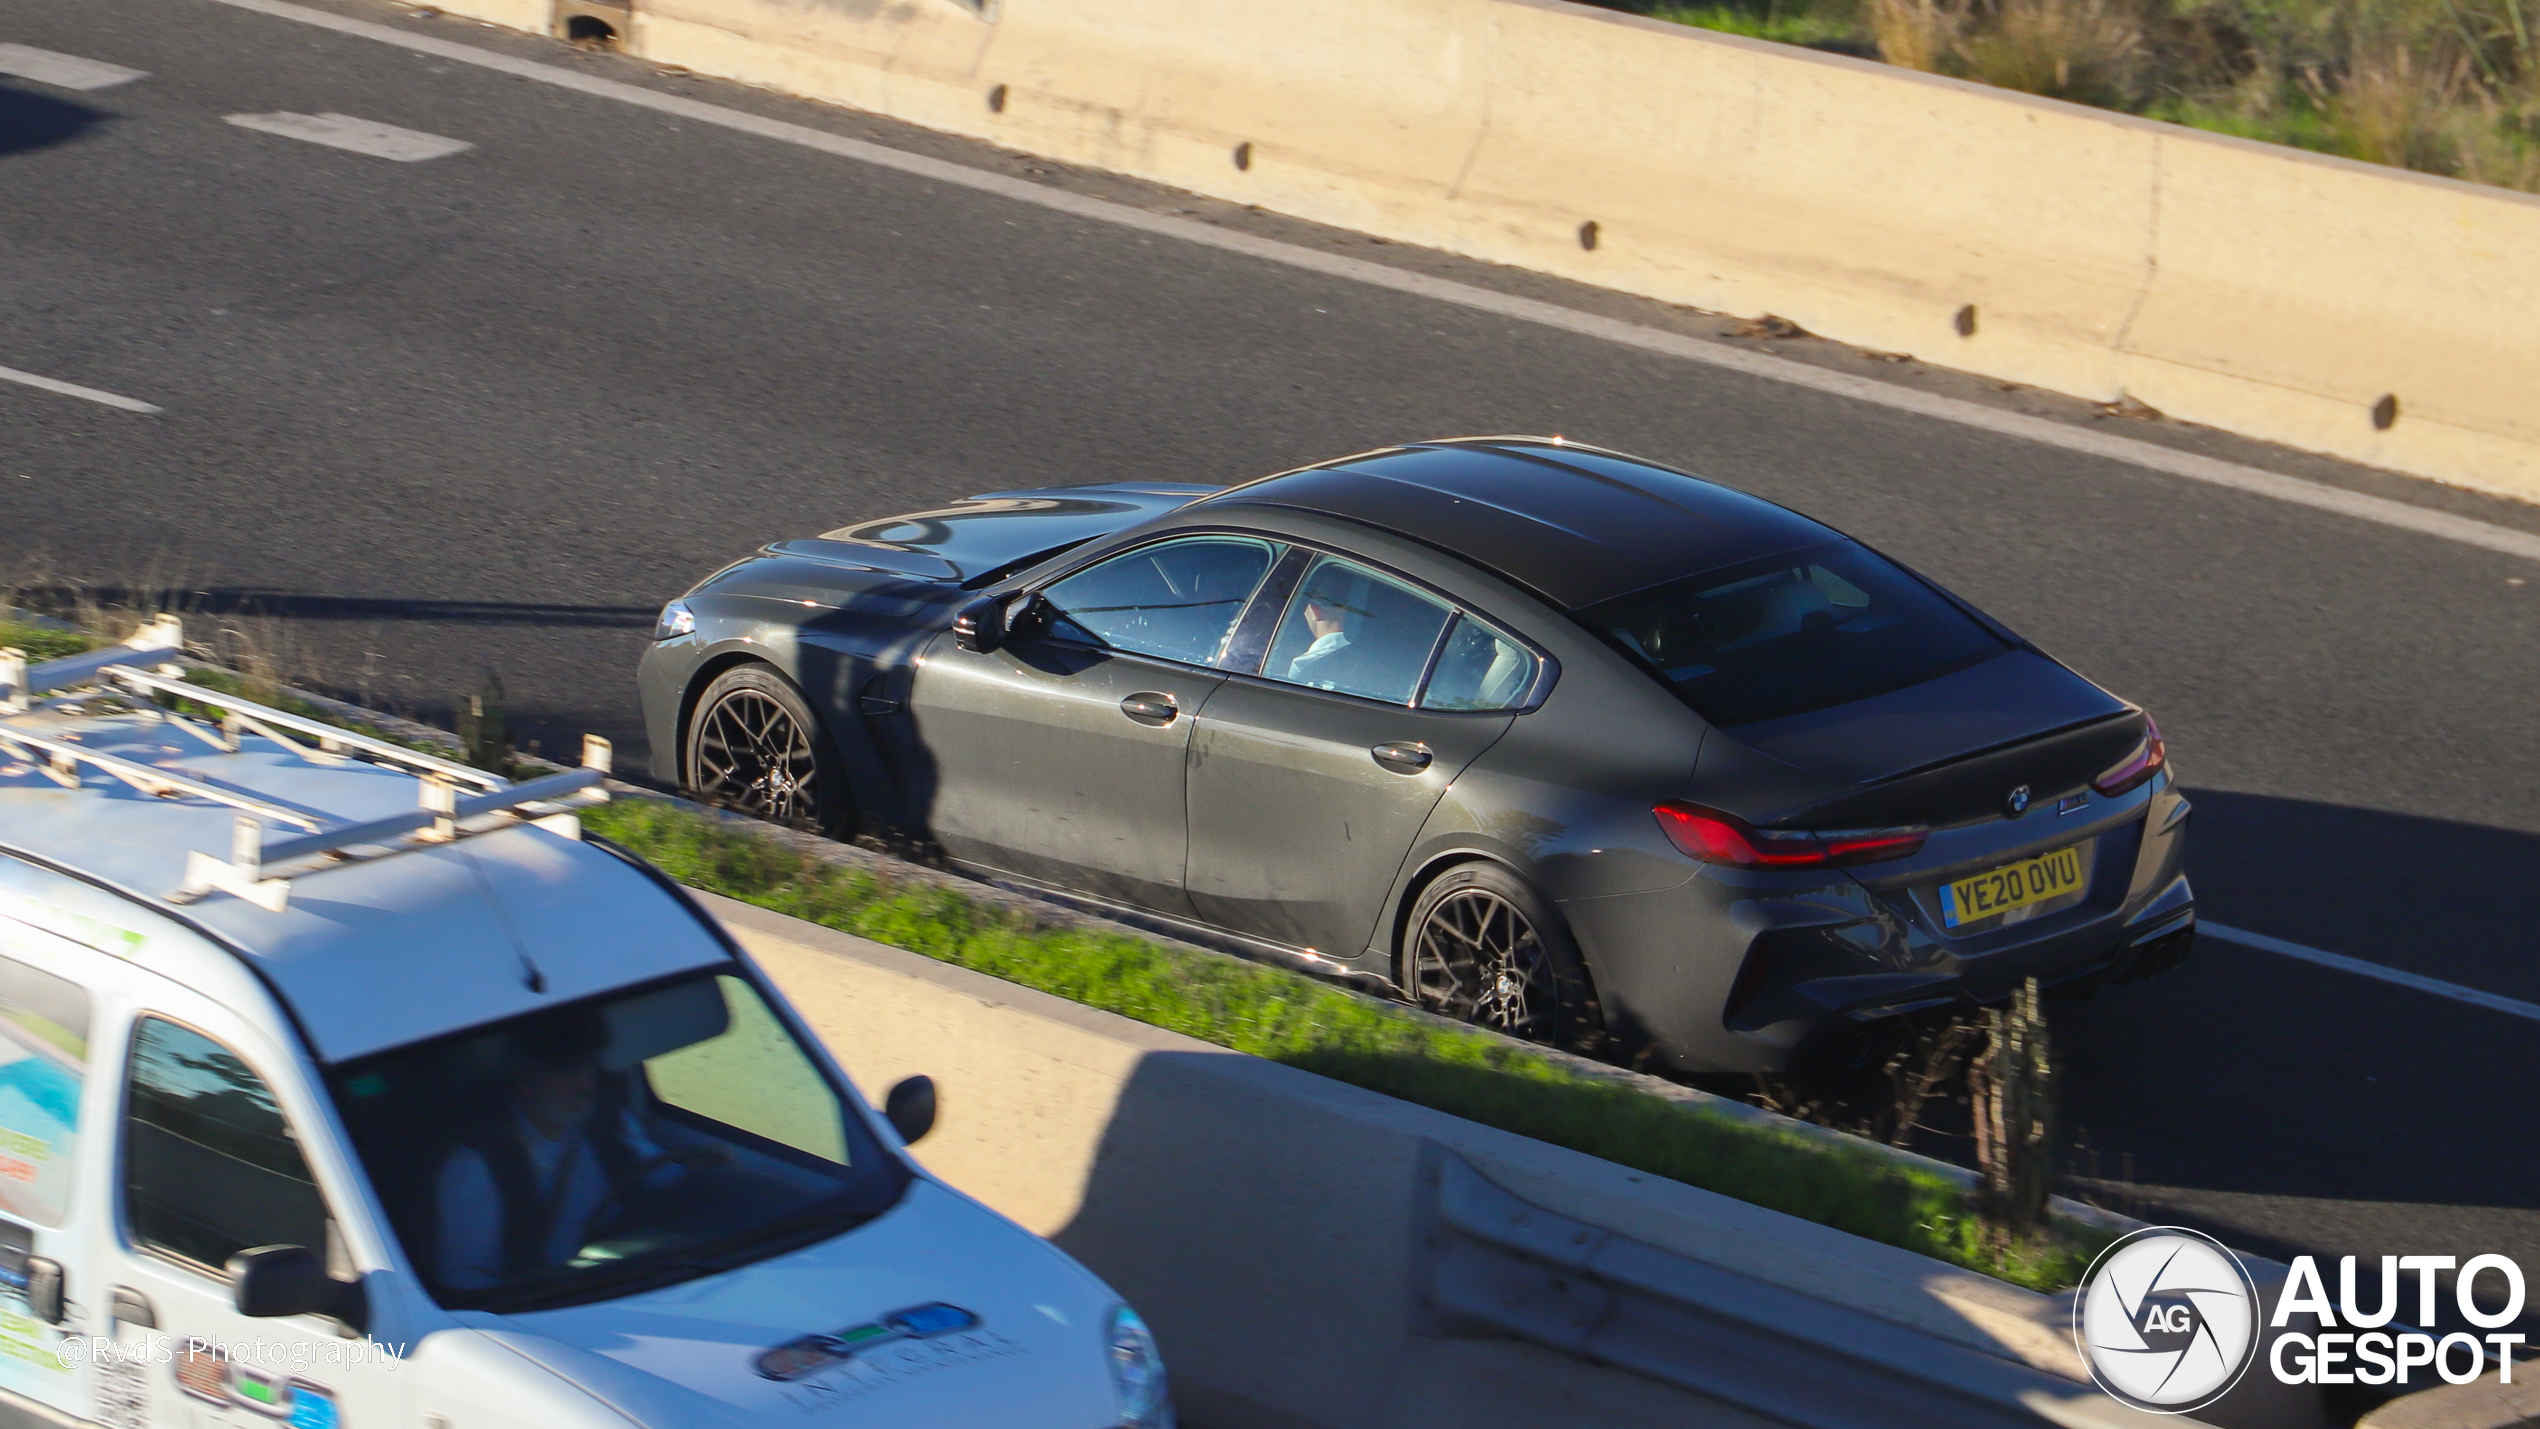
1371, 741, 1433, 774
1120, 692, 1179, 726
109, 1285, 155, 1330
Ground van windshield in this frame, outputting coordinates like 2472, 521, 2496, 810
327, 970, 908, 1313
1581, 541, 2010, 727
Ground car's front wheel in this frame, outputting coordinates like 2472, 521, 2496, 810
684, 664, 851, 836
1403, 862, 1602, 1052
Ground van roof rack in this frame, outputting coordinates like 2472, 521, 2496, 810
0, 616, 609, 913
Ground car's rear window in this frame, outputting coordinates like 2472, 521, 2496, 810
1581, 541, 2009, 726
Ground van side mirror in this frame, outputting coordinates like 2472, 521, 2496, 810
22, 1257, 63, 1326
884, 1075, 937, 1145
229, 1245, 367, 1333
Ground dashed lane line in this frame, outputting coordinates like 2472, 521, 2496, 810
192, 0, 2540, 566
0, 42, 149, 90
224, 110, 474, 160
2202, 923, 2540, 1025
0, 366, 162, 415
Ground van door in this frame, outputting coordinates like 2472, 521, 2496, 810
0, 897, 107, 1429
94, 995, 408, 1429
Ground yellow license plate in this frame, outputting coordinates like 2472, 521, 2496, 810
1942, 846, 2086, 927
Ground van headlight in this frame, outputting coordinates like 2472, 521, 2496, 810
653, 599, 697, 642
1106, 1304, 1172, 1429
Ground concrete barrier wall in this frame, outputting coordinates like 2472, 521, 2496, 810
428, 0, 2540, 503
701, 892, 2291, 1429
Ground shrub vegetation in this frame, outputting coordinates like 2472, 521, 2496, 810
1617, 0, 2540, 189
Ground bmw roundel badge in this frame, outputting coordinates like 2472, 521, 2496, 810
2006, 785, 2032, 816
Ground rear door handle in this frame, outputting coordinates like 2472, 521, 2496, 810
1371, 741, 1432, 773
1120, 693, 1179, 726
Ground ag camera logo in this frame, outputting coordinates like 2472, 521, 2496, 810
2075, 1227, 2260, 1414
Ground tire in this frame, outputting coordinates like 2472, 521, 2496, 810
683, 664, 852, 837
1402, 862, 1603, 1052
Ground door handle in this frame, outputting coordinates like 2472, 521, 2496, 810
109, 1285, 155, 1330
1120, 693, 1179, 726
1371, 741, 1433, 774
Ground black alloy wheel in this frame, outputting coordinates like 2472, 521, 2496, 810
685, 665, 848, 835
1404, 862, 1600, 1051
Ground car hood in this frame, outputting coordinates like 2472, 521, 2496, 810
473, 1180, 1124, 1429
769, 483, 1222, 585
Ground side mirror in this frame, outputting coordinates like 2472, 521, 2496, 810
884, 1075, 937, 1146
228, 1245, 367, 1333
952, 593, 1046, 654
951, 596, 1008, 654
22, 1257, 63, 1326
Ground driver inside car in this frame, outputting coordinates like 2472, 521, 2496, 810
432, 1012, 706, 1290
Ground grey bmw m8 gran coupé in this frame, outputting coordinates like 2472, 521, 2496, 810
636, 438, 2193, 1074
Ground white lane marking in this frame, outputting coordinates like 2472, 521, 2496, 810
2202, 922, 2540, 1025
0, 43, 149, 90
197, 0, 2540, 564
225, 110, 473, 161
0, 365, 162, 414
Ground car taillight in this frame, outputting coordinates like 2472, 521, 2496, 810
1817, 826, 1930, 864
2091, 715, 2166, 796
1653, 802, 1927, 869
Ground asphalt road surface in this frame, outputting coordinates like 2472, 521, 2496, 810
7, 0, 2538, 1291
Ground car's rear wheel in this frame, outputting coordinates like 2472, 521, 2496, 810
684, 664, 850, 836
1404, 862, 1601, 1052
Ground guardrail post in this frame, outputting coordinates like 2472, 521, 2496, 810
459, 676, 507, 774
1972, 977, 2055, 1238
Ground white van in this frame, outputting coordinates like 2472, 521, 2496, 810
0, 621, 1172, 1429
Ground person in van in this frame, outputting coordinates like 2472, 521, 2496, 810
431, 1011, 710, 1289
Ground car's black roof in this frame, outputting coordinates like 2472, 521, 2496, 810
1199, 439, 1842, 610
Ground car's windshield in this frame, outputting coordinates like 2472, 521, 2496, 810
1582, 541, 2010, 726
327, 970, 907, 1313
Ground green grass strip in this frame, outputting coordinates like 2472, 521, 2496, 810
0, 622, 94, 663
583, 798, 2101, 1289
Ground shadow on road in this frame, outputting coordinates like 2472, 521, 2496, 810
2053, 789, 2540, 1267
0, 82, 106, 158
2181, 786, 2540, 999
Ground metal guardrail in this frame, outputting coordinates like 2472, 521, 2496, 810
1423, 1154, 2205, 1429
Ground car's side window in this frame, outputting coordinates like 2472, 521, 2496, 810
124, 1017, 330, 1274
1040, 536, 1279, 666
1261, 556, 1454, 705
1421, 615, 1539, 711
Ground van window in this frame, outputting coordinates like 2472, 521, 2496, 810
328, 971, 908, 1313
124, 1019, 329, 1273
0, 955, 90, 1226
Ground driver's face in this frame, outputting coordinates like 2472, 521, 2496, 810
516, 1062, 599, 1136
